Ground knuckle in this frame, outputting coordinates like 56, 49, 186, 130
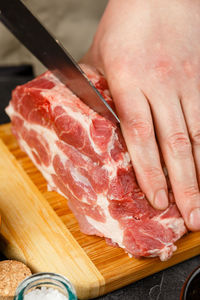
167, 132, 191, 157
154, 60, 172, 77
126, 117, 152, 141
183, 60, 197, 79
151, 52, 173, 82
190, 128, 200, 145
142, 166, 163, 183
183, 185, 199, 199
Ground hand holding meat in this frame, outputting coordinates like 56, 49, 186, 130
83, 0, 200, 231
6, 66, 187, 260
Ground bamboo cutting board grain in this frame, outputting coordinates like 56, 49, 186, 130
0, 123, 199, 299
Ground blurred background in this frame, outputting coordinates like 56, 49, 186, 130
0, 0, 108, 75
0, 0, 107, 123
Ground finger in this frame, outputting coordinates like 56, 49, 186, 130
108, 81, 168, 210
180, 86, 200, 230
149, 88, 200, 231
181, 85, 200, 184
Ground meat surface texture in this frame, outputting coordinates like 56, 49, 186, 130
6, 64, 187, 261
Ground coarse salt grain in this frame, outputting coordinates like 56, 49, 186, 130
24, 286, 69, 300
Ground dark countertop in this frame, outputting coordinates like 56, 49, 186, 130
0, 66, 199, 300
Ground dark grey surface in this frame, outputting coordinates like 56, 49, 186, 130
95, 256, 200, 300
0, 68, 199, 300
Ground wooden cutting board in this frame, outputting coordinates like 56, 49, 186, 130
0, 123, 199, 299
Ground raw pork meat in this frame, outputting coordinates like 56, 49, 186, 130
6, 64, 187, 261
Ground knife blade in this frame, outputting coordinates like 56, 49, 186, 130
0, 0, 120, 123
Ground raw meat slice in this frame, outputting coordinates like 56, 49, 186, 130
6, 64, 187, 261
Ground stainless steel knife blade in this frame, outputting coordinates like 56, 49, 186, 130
0, 0, 120, 123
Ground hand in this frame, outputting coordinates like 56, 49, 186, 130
83, 0, 200, 231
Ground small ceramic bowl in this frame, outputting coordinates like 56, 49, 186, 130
180, 265, 200, 300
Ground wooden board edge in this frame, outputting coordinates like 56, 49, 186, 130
102, 239, 200, 294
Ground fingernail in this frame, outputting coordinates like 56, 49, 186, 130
189, 208, 200, 230
154, 189, 168, 210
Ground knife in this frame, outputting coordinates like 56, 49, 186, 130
0, 0, 120, 123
